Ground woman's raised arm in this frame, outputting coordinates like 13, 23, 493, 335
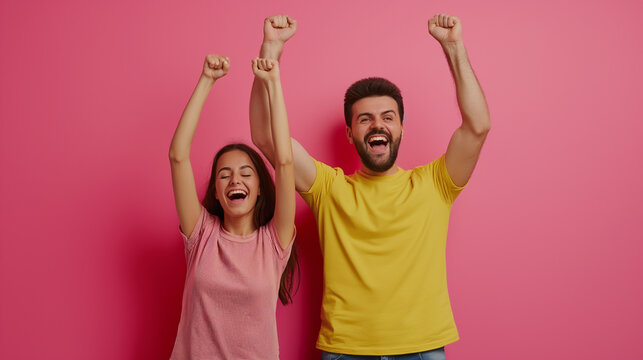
169, 54, 229, 237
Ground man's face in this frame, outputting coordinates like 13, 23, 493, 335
346, 96, 403, 173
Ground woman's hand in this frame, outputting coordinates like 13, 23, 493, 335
252, 58, 280, 83
202, 54, 230, 80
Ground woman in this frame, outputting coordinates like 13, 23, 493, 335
168, 54, 296, 359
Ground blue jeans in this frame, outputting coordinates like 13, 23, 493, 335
321, 347, 446, 360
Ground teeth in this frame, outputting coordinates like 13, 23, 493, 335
369, 135, 388, 143
227, 189, 247, 197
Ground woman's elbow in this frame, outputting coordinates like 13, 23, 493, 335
168, 147, 189, 163
274, 154, 294, 167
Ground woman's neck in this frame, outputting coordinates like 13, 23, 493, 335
222, 214, 256, 236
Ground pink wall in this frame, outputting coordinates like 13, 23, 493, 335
1, 0, 642, 359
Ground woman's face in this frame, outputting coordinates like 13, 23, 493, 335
214, 150, 261, 220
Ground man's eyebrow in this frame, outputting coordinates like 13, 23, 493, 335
357, 109, 397, 118
356, 111, 373, 118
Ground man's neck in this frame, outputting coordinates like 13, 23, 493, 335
359, 164, 400, 177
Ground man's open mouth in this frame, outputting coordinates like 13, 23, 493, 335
367, 134, 390, 154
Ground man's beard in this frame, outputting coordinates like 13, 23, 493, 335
354, 129, 402, 173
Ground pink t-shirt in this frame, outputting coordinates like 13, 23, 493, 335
170, 207, 294, 360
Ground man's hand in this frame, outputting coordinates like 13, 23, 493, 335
252, 58, 280, 83
263, 15, 297, 45
202, 54, 230, 80
428, 14, 462, 46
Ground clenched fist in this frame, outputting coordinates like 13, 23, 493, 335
428, 14, 462, 45
202, 54, 230, 80
252, 58, 280, 82
263, 15, 297, 45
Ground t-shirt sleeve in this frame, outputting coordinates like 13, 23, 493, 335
180, 206, 217, 257
265, 221, 296, 261
298, 159, 338, 213
425, 154, 466, 204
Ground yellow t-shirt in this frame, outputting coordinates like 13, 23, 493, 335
299, 155, 464, 355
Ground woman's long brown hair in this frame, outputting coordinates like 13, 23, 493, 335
202, 143, 299, 304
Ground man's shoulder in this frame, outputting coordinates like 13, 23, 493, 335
298, 158, 351, 198
409, 156, 444, 175
312, 158, 348, 178
405, 157, 447, 188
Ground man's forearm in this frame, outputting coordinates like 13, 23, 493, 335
250, 15, 297, 165
261, 41, 284, 60
443, 42, 490, 135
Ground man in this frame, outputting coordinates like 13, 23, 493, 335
250, 13, 490, 359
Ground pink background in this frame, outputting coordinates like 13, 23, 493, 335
1, 0, 642, 359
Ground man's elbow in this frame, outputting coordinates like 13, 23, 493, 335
475, 121, 491, 137
466, 117, 491, 137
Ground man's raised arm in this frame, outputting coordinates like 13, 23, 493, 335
249, 15, 316, 192
429, 14, 491, 187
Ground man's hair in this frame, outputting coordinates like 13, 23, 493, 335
344, 77, 404, 127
